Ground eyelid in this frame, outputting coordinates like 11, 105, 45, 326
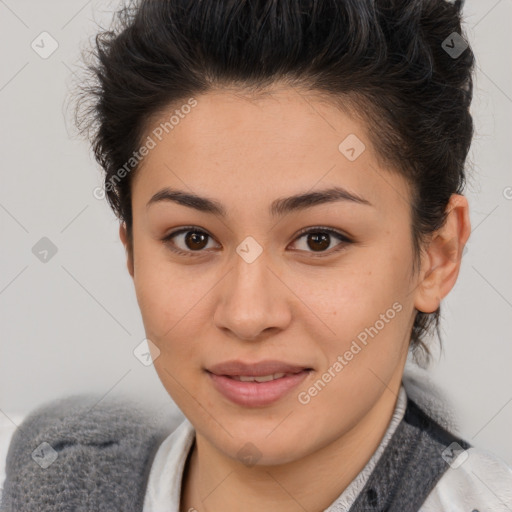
288, 226, 352, 256
161, 226, 218, 257
161, 225, 353, 257
293, 225, 352, 242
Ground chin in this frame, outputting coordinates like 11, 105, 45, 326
227, 438, 306, 468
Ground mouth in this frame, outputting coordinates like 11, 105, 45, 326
206, 359, 313, 377
205, 360, 313, 407
225, 372, 305, 382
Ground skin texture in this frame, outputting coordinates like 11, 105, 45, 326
119, 87, 471, 512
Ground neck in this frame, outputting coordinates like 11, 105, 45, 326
180, 384, 401, 512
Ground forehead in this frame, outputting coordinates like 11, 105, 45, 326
133, 88, 411, 217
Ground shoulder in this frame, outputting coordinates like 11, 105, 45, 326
1, 393, 182, 511
422, 445, 512, 512
4, 393, 176, 462
399, 377, 512, 511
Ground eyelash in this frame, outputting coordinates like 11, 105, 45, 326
161, 225, 353, 258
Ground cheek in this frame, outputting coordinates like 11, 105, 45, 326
131, 243, 214, 371
310, 248, 412, 367
132, 239, 186, 342
316, 255, 407, 326
133, 268, 172, 341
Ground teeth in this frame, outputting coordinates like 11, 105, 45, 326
234, 372, 287, 382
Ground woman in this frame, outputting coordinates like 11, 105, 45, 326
2, 0, 511, 511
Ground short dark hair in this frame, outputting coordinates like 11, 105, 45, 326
74, 0, 475, 367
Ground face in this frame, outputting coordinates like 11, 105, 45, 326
121, 87, 429, 466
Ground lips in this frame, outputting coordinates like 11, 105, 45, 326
207, 368, 312, 407
206, 359, 312, 377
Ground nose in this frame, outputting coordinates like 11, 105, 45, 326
213, 252, 292, 341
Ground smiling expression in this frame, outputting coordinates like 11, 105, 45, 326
120, 86, 426, 465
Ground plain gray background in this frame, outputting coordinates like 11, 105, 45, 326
1, 0, 511, 465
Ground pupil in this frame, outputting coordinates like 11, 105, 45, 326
186, 232, 207, 250
309, 233, 329, 251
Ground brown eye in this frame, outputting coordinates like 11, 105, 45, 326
290, 227, 352, 257
162, 225, 352, 258
162, 227, 217, 256
305, 232, 330, 252
183, 231, 209, 250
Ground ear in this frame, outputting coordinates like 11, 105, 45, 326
414, 194, 471, 314
119, 222, 134, 278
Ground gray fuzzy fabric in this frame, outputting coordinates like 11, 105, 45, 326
0, 393, 181, 512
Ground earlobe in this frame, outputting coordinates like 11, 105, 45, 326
119, 222, 135, 278
413, 194, 471, 314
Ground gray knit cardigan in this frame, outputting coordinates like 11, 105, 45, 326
0, 392, 470, 511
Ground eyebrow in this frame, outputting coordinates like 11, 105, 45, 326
146, 186, 373, 217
